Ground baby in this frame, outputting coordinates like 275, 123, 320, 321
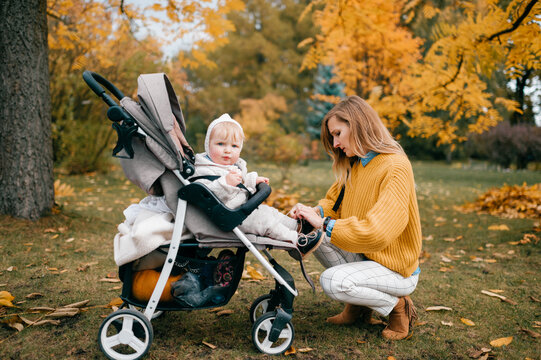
192, 114, 322, 257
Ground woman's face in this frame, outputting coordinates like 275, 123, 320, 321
327, 116, 353, 157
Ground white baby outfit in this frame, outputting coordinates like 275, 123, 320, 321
193, 114, 298, 243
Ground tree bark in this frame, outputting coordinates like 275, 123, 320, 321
0, 0, 54, 220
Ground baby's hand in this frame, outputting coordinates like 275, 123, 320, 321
256, 176, 269, 185
225, 170, 242, 186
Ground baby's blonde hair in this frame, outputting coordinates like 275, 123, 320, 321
210, 122, 245, 145
321, 96, 404, 186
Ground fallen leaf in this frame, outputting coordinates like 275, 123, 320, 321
62, 300, 90, 308
216, 309, 234, 317
0, 291, 15, 307
481, 290, 517, 305
488, 289, 504, 293
284, 346, 296, 355
489, 336, 513, 347
440, 255, 452, 263
520, 328, 541, 338
461, 318, 475, 326
99, 278, 121, 283
45, 308, 80, 318
6, 266, 15, 272
414, 321, 427, 326
298, 347, 315, 353
243, 265, 265, 280
388, 357, 397, 360
426, 306, 453, 311
202, 341, 216, 349
8, 322, 24, 331
441, 321, 453, 326
531, 296, 541, 303
488, 224, 509, 231
25, 293, 44, 299
29, 306, 55, 312
107, 297, 124, 308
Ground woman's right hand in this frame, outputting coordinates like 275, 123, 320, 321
289, 203, 319, 219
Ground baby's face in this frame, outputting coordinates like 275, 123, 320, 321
208, 134, 242, 166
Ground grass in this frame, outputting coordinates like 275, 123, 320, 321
0, 160, 540, 359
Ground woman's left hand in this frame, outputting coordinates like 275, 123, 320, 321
295, 206, 325, 229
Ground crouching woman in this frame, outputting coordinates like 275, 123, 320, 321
291, 96, 422, 340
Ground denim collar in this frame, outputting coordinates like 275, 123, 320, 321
358, 151, 379, 167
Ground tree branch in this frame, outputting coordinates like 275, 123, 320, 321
485, 0, 538, 41
442, 53, 463, 89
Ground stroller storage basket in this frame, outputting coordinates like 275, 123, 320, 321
120, 247, 246, 311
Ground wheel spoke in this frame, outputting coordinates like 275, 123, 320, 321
278, 328, 292, 339
103, 334, 121, 348
261, 337, 273, 350
129, 337, 147, 353
261, 320, 273, 333
122, 316, 134, 331
260, 302, 268, 313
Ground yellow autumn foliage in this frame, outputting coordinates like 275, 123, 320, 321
459, 183, 541, 219
301, 0, 540, 145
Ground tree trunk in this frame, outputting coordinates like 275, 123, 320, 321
0, 0, 54, 220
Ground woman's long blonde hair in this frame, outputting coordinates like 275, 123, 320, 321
321, 95, 405, 186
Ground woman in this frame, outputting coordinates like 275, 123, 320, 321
290, 95, 422, 340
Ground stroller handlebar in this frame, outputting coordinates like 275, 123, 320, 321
83, 70, 125, 107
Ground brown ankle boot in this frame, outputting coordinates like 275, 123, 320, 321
382, 296, 417, 340
326, 304, 377, 325
326, 303, 362, 325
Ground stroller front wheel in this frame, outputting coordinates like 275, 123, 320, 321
252, 311, 294, 355
249, 294, 275, 323
98, 309, 153, 360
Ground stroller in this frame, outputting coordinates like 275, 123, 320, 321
83, 71, 311, 359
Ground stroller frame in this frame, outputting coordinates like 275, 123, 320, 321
84, 71, 301, 359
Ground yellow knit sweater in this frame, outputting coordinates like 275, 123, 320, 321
318, 153, 422, 278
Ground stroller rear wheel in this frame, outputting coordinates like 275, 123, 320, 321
249, 294, 275, 323
99, 309, 153, 360
252, 311, 294, 355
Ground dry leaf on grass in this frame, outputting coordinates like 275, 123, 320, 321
216, 309, 234, 317
25, 293, 44, 299
489, 336, 513, 347
0, 291, 15, 307
441, 321, 453, 326
298, 347, 315, 353
488, 224, 510, 231
461, 318, 475, 326
99, 278, 121, 283
468, 347, 491, 359
242, 265, 265, 280
107, 297, 124, 308
426, 306, 453, 311
284, 346, 296, 355
520, 328, 541, 338
202, 341, 216, 349
481, 290, 517, 305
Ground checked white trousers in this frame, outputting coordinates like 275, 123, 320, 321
313, 235, 419, 316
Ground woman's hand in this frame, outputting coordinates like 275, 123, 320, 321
289, 203, 323, 226
256, 176, 269, 185
295, 206, 325, 229
225, 169, 242, 186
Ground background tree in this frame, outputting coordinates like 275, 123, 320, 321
0, 0, 54, 220
184, 0, 316, 150
0, 0, 245, 220
306, 64, 345, 139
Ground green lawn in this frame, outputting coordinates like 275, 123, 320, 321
0, 160, 540, 359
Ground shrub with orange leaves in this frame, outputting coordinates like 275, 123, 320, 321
459, 183, 541, 219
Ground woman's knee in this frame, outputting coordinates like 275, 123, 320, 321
319, 267, 355, 296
